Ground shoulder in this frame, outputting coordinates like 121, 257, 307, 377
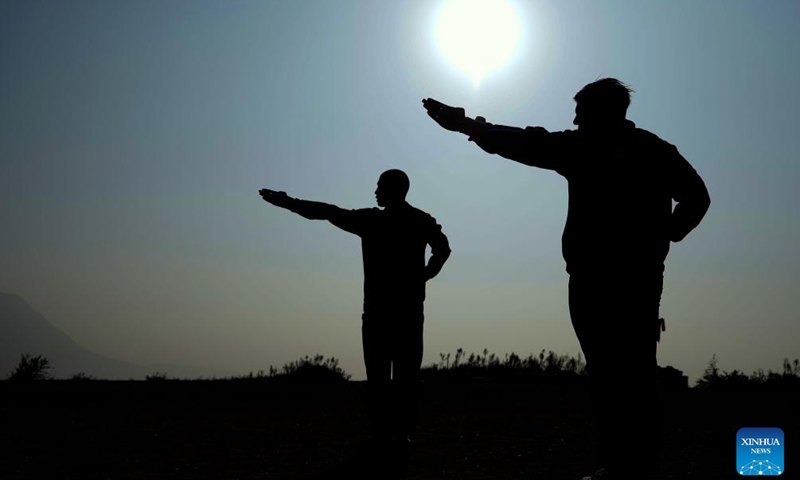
632, 127, 677, 151
629, 128, 697, 175
405, 204, 440, 224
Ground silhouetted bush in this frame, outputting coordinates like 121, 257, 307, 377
69, 372, 96, 381
694, 353, 722, 389
145, 372, 170, 381
695, 354, 800, 392
7, 353, 51, 381
274, 354, 351, 382
230, 354, 351, 382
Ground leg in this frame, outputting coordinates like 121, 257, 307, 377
620, 277, 663, 478
362, 316, 393, 441
390, 318, 424, 440
570, 274, 662, 480
384, 317, 424, 477
569, 274, 615, 473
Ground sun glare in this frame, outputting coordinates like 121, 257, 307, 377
436, 0, 521, 88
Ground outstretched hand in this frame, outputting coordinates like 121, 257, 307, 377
422, 98, 488, 137
422, 98, 466, 132
259, 188, 291, 208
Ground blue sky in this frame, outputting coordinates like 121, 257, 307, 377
2, 0, 799, 382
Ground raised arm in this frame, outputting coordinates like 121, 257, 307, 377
665, 149, 711, 242
422, 98, 571, 172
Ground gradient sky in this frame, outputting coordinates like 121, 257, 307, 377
2, 0, 799, 383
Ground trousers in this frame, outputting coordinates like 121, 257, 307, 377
361, 313, 424, 440
568, 272, 664, 479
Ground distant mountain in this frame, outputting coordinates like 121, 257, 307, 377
0, 292, 226, 380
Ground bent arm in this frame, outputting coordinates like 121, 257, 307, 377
668, 151, 711, 242
424, 223, 451, 281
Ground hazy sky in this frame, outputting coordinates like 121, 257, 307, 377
2, 0, 799, 383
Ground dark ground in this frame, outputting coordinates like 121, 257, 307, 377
1, 378, 797, 480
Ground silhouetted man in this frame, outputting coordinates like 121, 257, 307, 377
422, 79, 710, 480
259, 169, 451, 471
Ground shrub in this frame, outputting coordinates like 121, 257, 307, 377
227, 355, 351, 382
271, 354, 351, 382
695, 354, 800, 392
8, 354, 51, 381
695, 353, 721, 389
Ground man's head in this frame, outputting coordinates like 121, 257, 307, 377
573, 78, 633, 128
375, 169, 410, 207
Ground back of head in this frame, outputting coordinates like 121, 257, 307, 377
574, 78, 634, 126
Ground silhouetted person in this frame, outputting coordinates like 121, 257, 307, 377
423, 79, 710, 480
259, 169, 451, 474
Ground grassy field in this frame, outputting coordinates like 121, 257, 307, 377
1, 377, 797, 480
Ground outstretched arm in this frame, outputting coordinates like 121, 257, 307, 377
422, 98, 570, 172
259, 189, 372, 236
259, 189, 343, 220
667, 151, 711, 242
424, 220, 451, 281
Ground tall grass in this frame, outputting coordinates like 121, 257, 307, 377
422, 348, 586, 379
8, 351, 798, 391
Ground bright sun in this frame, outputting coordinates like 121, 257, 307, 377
436, 0, 521, 88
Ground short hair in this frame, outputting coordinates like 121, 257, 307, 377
380, 169, 410, 195
574, 78, 634, 118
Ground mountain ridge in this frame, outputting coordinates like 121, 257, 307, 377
1, 291, 227, 379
